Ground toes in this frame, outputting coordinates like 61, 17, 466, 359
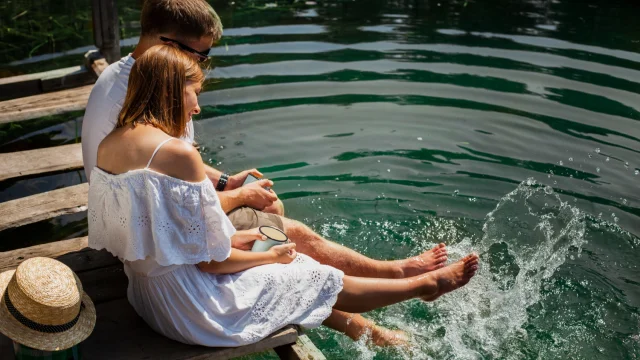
430, 243, 446, 253
465, 264, 479, 276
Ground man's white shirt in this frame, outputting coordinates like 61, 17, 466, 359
81, 54, 194, 182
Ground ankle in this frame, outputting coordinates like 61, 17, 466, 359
413, 273, 438, 299
387, 261, 405, 279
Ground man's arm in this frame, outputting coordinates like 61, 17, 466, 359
204, 164, 223, 185
202, 163, 278, 213
203, 164, 242, 212
217, 188, 244, 213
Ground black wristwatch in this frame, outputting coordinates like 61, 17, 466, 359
216, 173, 229, 191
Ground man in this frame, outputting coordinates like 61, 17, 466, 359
81, 0, 448, 345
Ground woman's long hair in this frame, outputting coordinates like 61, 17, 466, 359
117, 44, 204, 138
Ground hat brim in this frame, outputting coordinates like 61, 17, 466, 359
0, 270, 96, 352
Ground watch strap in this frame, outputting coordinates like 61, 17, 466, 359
216, 173, 229, 191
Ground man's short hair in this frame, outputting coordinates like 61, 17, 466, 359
140, 0, 223, 41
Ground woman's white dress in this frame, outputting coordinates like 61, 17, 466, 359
88, 167, 344, 347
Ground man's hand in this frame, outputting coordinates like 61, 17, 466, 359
226, 169, 263, 190
231, 228, 267, 251
239, 180, 278, 210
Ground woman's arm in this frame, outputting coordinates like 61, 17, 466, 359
231, 228, 268, 251
198, 243, 296, 274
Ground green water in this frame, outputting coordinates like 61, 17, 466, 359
1, 0, 639, 359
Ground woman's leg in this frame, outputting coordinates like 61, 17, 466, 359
333, 254, 479, 313
323, 310, 408, 346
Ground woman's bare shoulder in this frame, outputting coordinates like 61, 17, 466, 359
150, 139, 207, 183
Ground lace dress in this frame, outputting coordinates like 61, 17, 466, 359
87, 156, 344, 347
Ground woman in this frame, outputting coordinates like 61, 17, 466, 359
88, 45, 479, 347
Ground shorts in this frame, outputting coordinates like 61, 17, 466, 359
227, 207, 284, 231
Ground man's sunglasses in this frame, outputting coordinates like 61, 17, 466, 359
159, 36, 210, 63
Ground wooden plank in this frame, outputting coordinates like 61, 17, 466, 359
0, 67, 84, 86
40, 67, 95, 93
274, 334, 326, 360
0, 66, 94, 101
0, 183, 88, 231
0, 84, 92, 124
0, 143, 83, 182
0, 237, 119, 274
78, 263, 128, 305
0, 297, 298, 360
0, 236, 88, 272
79, 297, 298, 360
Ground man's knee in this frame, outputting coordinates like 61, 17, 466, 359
262, 199, 285, 217
282, 217, 322, 244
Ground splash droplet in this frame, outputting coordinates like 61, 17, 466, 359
596, 167, 600, 173
595, 148, 601, 153
606, 157, 610, 162
417, 137, 423, 141
559, 160, 564, 166
635, 170, 639, 175
569, 157, 573, 162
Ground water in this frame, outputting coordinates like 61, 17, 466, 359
1, 0, 640, 359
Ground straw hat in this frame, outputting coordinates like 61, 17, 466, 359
0, 257, 96, 351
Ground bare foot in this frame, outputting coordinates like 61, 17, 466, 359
370, 326, 410, 347
401, 243, 448, 277
420, 253, 479, 301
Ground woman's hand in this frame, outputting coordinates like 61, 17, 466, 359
231, 228, 266, 251
269, 243, 297, 264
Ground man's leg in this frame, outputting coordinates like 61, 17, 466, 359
226, 208, 447, 278
281, 217, 448, 278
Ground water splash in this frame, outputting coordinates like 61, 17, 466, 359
421, 178, 587, 359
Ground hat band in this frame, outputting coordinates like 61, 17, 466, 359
4, 290, 83, 334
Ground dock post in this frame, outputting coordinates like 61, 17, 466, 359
91, 0, 120, 64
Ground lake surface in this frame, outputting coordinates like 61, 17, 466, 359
1, 0, 639, 359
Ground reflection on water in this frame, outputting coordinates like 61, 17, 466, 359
1, 0, 640, 358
